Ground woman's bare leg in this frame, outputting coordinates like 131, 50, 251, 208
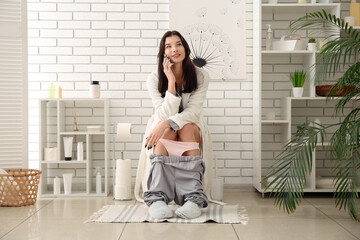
177, 123, 201, 156
153, 128, 177, 155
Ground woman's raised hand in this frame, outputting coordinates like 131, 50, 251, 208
163, 55, 175, 83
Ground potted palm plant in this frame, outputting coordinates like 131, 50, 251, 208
263, 10, 360, 221
290, 70, 306, 97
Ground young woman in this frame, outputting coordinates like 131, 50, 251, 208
134, 30, 213, 219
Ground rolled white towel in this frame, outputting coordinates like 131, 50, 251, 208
316, 176, 334, 189
0, 168, 9, 175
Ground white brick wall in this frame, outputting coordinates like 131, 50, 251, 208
28, 0, 254, 186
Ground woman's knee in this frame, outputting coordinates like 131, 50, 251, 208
178, 123, 198, 142
161, 128, 177, 140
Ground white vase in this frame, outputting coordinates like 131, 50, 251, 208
211, 178, 224, 201
307, 42, 317, 51
292, 87, 304, 97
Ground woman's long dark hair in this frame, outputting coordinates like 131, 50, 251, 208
157, 30, 198, 97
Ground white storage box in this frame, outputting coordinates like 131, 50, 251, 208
272, 36, 306, 51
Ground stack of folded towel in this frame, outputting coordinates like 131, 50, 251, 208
316, 176, 334, 189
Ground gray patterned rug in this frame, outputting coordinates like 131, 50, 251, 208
86, 204, 248, 224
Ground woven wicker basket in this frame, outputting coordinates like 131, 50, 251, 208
0, 169, 42, 207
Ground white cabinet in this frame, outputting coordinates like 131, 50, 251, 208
39, 98, 110, 197
253, 2, 347, 194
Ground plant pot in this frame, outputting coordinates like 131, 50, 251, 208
315, 84, 355, 96
307, 42, 317, 51
317, 41, 327, 50
292, 87, 304, 97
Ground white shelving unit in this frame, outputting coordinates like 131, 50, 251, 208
252, 2, 355, 195
39, 98, 110, 197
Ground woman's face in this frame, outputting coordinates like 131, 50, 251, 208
164, 35, 186, 64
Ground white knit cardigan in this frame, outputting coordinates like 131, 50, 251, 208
134, 67, 220, 204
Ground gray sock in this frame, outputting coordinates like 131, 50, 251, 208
148, 201, 173, 219
175, 201, 202, 219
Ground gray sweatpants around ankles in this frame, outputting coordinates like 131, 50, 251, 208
143, 154, 208, 208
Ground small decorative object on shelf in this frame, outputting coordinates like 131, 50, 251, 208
298, 0, 307, 3
73, 111, 79, 131
315, 84, 355, 96
318, 0, 332, 3
344, 16, 355, 27
268, 0, 277, 3
311, 0, 316, 3
87, 126, 101, 132
307, 38, 317, 51
265, 24, 273, 50
350, 0, 360, 26
290, 70, 306, 97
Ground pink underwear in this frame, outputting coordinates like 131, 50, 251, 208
158, 139, 200, 157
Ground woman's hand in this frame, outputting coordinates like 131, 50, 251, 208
145, 120, 170, 149
163, 55, 175, 84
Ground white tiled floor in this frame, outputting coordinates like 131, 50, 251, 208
0, 189, 359, 240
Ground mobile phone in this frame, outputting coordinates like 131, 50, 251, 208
164, 54, 172, 66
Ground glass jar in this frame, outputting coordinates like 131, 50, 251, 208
89, 81, 100, 98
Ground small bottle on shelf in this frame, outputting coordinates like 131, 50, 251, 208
77, 142, 83, 161
265, 24, 272, 51
58, 85, 62, 98
49, 82, 55, 98
96, 167, 102, 194
89, 81, 100, 98
54, 176, 61, 195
